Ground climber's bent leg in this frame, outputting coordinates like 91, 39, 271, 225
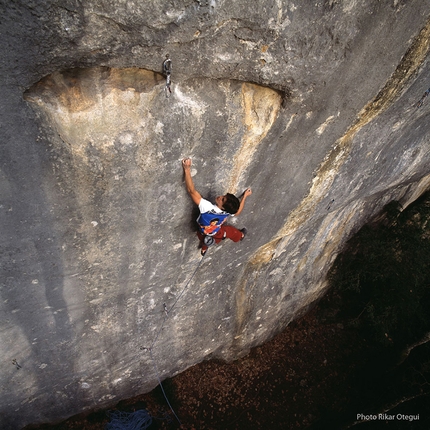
219, 225, 244, 242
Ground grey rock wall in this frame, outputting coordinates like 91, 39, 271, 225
1, 0, 430, 428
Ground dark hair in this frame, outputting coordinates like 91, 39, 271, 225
223, 193, 240, 214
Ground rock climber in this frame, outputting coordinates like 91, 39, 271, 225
182, 157, 252, 255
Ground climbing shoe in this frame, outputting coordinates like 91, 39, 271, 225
240, 228, 247, 240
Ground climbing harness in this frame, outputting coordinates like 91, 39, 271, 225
415, 87, 430, 108
142, 252, 206, 425
163, 55, 172, 97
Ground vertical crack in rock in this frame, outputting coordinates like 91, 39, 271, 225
227, 83, 281, 193
249, 17, 430, 266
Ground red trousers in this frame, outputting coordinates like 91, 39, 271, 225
197, 225, 243, 252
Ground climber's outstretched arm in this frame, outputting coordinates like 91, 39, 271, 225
235, 188, 252, 216
182, 158, 202, 206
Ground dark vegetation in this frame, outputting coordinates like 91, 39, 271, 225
328, 197, 430, 351
27, 192, 430, 429
317, 192, 430, 429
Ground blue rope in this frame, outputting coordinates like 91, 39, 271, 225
105, 410, 152, 430
145, 253, 206, 425
149, 348, 182, 425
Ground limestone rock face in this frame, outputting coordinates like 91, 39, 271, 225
1, 1, 430, 428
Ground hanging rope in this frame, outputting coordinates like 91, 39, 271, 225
142, 252, 206, 425
148, 253, 205, 351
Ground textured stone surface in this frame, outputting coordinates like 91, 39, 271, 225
1, 0, 430, 428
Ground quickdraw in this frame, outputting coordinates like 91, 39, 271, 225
163, 55, 172, 97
